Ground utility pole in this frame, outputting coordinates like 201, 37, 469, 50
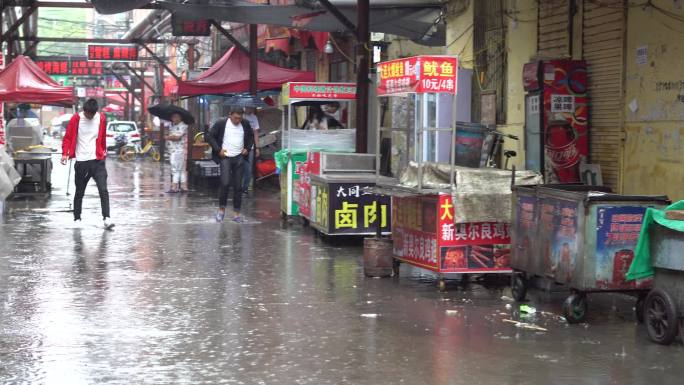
249, 24, 257, 95
355, 0, 370, 153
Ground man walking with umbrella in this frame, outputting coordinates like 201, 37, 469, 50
206, 106, 254, 223
148, 104, 194, 193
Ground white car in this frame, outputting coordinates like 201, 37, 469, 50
105, 121, 140, 150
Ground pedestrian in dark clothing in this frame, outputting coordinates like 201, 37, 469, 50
206, 106, 254, 223
60, 98, 114, 230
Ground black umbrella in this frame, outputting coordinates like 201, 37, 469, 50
148, 104, 195, 124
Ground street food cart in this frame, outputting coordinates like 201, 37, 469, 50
0, 56, 75, 198
510, 185, 668, 323
373, 55, 543, 290
277, 82, 357, 218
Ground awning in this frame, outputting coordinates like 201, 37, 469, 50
177, 46, 315, 97
0, 56, 75, 106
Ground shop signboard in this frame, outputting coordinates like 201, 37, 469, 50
86, 88, 105, 98
595, 206, 650, 289
311, 181, 391, 235
87, 44, 139, 62
36, 56, 104, 76
282, 82, 357, 103
377, 55, 458, 96
393, 195, 512, 273
437, 196, 511, 272
171, 15, 211, 36
392, 195, 440, 270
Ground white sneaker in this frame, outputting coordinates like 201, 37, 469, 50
103, 217, 115, 230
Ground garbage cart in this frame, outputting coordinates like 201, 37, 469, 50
642, 216, 684, 345
510, 185, 668, 323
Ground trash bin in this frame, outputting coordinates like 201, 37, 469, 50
363, 237, 394, 278
642, 219, 684, 344
510, 185, 669, 323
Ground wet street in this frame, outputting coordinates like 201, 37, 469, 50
1, 157, 684, 385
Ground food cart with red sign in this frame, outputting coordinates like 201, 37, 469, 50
373, 55, 542, 290
277, 82, 392, 237
277, 82, 356, 218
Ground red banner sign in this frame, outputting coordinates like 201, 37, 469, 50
287, 82, 356, 100
377, 55, 458, 96
87, 45, 139, 62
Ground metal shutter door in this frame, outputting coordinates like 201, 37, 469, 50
582, 0, 625, 191
538, 0, 571, 57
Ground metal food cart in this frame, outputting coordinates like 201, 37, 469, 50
278, 82, 357, 218
373, 55, 543, 291
510, 185, 669, 323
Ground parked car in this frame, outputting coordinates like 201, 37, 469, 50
106, 121, 140, 150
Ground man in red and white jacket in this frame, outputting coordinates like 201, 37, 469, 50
61, 98, 114, 229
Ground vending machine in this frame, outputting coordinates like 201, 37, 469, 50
523, 60, 589, 183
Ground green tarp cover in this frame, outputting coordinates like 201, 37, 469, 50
274, 149, 307, 172
627, 200, 684, 280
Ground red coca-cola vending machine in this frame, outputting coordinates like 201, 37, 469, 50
523, 60, 589, 183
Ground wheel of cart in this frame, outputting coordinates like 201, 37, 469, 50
644, 288, 680, 345
562, 290, 589, 324
510, 270, 528, 302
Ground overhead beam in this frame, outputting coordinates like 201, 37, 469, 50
317, 0, 356, 33
22, 39, 39, 56
138, 43, 180, 82
13, 36, 165, 44
1, 3, 37, 43
4, 1, 159, 9
106, 66, 143, 104
123, 63, 155, 93
210, 20, 249, 54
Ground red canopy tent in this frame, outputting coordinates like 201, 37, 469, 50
177, 47, 315, 96
0, 55, 75, 106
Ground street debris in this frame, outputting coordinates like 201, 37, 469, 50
360, 313, 379, 318
503, 319, 548, 332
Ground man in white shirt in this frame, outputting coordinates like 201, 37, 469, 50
242, 106, 261, 194
206, 106, 254, 223
60, 99, 114, 229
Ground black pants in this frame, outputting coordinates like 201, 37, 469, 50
74, 159, 110, 220
218, 156, 245, 210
